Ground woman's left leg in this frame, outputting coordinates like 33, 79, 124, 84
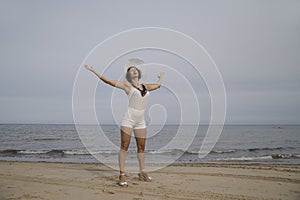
133, 128, 146, 172
134, 128, 151, 181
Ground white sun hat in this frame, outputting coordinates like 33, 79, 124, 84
122, 58, 147, 83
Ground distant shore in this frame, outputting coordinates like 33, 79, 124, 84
1, 161, 299, 200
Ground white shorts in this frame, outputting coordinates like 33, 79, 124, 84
121, 107, 146, 129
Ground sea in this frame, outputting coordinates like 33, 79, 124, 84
0, 124, 299, 165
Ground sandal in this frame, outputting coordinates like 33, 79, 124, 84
118, 173, 128, 187
138, 171, 152, 182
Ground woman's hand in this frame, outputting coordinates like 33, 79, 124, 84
84, 64, 94, 72
144, 72, 164, 91
84, 64, 124, 89
157, 72, 164, 80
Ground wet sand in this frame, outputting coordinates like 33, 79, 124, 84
0, 161, 299, 200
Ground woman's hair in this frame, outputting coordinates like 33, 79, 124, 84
126, 66, 141, 82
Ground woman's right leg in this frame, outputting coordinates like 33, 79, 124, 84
119, 126, 132, 179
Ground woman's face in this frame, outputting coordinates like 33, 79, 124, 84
128, 67, 139, 79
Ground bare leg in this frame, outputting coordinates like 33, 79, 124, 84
119, 126, 132, 182
134, 128, 147, 173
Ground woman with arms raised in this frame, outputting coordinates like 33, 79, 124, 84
85, 61, 164, 187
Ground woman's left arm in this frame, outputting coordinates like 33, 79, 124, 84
145, 72, 164, 91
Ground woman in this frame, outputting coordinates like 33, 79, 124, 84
85, 62, 164, 187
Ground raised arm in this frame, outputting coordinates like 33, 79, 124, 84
84, 64, 128, 90
145, 72, 164, 91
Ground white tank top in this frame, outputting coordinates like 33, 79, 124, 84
128, 85, 150, 111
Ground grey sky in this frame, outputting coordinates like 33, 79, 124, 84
0, 0, 299, 124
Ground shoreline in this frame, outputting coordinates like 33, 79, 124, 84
1, 161, 299, 200
1, 159, 300, 167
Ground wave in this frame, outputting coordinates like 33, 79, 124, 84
1, 148, 299, 160
0, 149, 187, 156
148, 149, 184, 155
210, 149, 236, 154
271, 154, 300, 159
0, 149, 119, 156
216, 155, 273, 161
187, 147, 294, 155
184, 146, 293, 155
248, 147, 290, 152
33, 138, 61, 141
63, 150, 119, 155
147, 149, 237, 155
19, 150, 49, 154
0, 149, 19, 155
216, 154, 300, 161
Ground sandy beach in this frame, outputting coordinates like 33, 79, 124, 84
0, 161, 299, 200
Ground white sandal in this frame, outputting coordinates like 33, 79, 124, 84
118, 173, 128, 187
138, 171, 152, 182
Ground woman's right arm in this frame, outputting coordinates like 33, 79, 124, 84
84, 64, 127, 90
85, 64, 117, 87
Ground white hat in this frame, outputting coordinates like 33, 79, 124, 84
126, 58, 145, 68
121, 58, 147, 82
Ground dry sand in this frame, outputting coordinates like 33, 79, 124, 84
0, 161, 299, 200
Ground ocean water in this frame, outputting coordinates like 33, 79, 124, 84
0, 124, 299, 165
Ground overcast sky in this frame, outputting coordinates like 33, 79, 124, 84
0, 0, 299, 124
